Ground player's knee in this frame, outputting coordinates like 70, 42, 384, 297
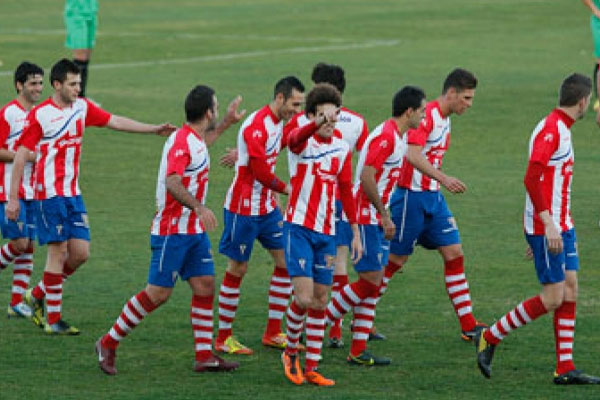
69, 248, 90, 267
294, 293, 313, 310
11, 239, 30, 254
227, 260, 248, 277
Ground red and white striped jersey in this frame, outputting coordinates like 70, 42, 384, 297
354, 119, 406, 225
398, 101, 450, 192
0, 100, 35, 201
18, 97, 111, 200
284, 106, 369, 152
224, 105, 283, 216
151, 124, 210, 235
286, 131, 352, 235
524, 109, 574, 235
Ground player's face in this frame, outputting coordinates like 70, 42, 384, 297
56, 72, 81, 104
576, 93, 592, 120
451, 88, 475, 115
315, 103, 339, 138
408, 99, 427, 129
19, 74, 44, 104
278, 89, 305, 121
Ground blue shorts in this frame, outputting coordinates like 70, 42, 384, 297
284, 222, 336, 285
219, 208, 284, 262
389, 188, 461, 256
334, 200, 353, 247
148, 234, 215, 288
526, 228, 579, 284
36, 195, 90, 245
0, 199, 37, 240
354, 224, 390, 273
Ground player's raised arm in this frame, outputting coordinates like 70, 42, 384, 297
205, 95, 246, 146
106, 115, 176, 137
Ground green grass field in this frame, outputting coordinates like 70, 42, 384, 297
1, 0, 600, 399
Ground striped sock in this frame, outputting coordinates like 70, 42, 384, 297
351, 297, 376, 356
62, 262, 77, 280
44, 272, 63, 325
10, 246, 34, 306
265, 265, 292, 336
327, 278, 378, 322
304, 308, 325, 373
285, 300, 306, 355
484, 295, 548, 345
0, 242, 20, 270
376, 261, 402, 300
217, 271, 242, 342
102, 290, 158, 349
192, 295, 214, 361
554, 301, 576, 375
444, 256, 476, 332
328, 274, 348, 339
32, 281, 45, 299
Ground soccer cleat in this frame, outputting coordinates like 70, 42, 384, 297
461, 320, 488, 342
327, 336, 344, 348
7, 303, 33, 319
44, 319, 80, 335
214, 336, 253, 355
474, 328, 495, 379
95, 338, 117, 375
553, 369, 600, 385
369, 325, 386, 341
305, 370, 335, 387
24, 288, 45, 328
194, 354, 239, 372
282, 352, 304, 385
347, 350, 391, 366
262, 332, 287, 349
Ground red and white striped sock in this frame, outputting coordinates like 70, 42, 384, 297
444, 256, 476, 332
327, 278, 377, 322
376, 261, 402, 301
101, 290, 158, 349
554, 301, 576, 375
44, 272, 63, 325
484, 295, 548, 345
191, 295, 214, 361
32, 280, 45, 299
265, 265, 292, 336
62, 262, 77, 280
217, 271, 242, 342
328, 274, 348, 339
10, 246, 34, 306
350, 296, 376, 356
305, 308, 326, 373
0, 242, 20, 270
285, 300, 306, 355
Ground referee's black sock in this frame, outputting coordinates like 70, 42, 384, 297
73, 59, 89, 98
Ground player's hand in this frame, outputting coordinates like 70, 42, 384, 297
5, 198, 20, 221
441, 176, 466, 194
155, 123, 177, 137
381, 214, 396, 240
350, 225, 363, 264
224, 95, 247, 126
219, 147, 238, 168
316, 106, 340, 126
274, 193, 284, 211
544, 222, 563, 255
195, 205, 217, 231
524, 245, 533, 260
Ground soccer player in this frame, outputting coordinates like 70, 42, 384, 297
65, 0, 98, 97
215, 76, 305, 354
326, 86, 426, 366
475, 73, 600, 385
281, 83, 362, 387
377, 68, 485, 341
6, 58, 176, 334
0, 62, 43, 319
283, 62, 371, 347
95, 85, 245, 375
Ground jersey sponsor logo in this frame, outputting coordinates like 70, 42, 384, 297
337, 115, 351, 123
57, 137, 82, 148
252, 130, 263, 138
175, 149, 185, 157
544, 133, 554, 142
50, 116, 64, 123
380, 140, 388, 148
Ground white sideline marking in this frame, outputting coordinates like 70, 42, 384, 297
0, 40, 399, 77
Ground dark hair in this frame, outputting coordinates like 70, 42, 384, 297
442, 68, 477, 94
50, 58, 80, 86
14, 61, 44, 92
311, 62, 346, 93
392, 86, 426, 117
305, 83, 342, 115
559, 73, 592, 107
185, 85, 215, 123
273, 76, 305, 100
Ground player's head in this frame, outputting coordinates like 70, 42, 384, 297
273, 75, 305, 121
442, 68, 477, 115
14, 61, 44, 103
392, 85, 427, 129
50, 58, 81, 104
305, 83, 342, 139
185, 85, 217, 129
559, 73, 592, 119
311, 62, 346, 94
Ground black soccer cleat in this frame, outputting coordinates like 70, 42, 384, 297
553, 369, 600, 385
474, 328, 495, 379
347, 350, 391, 366
461, 321, 488, 342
